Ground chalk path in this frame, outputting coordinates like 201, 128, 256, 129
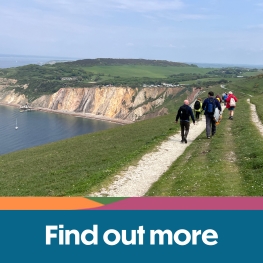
91, 115, 208, 197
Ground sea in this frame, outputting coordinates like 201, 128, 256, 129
0, 54, 119, 155
0, 54, 79, 68
0, 104, 119, 156
1, 54, 262, 155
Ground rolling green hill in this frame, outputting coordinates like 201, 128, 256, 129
1, 60, 263, 196
1, 58, 260, 100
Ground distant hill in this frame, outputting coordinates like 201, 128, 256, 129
66, 58, 197, 67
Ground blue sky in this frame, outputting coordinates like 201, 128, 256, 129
1, 0, 263, 65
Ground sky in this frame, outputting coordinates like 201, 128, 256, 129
0, 0, 263, 65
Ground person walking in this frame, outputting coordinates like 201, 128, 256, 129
225, 91, 238, 120
202, 91, 222, 139
222, 92, 225, 103
222, 92, 228, 105
216, 94, 222, 103
175, 100, 195, 144
193, 98, 203, 121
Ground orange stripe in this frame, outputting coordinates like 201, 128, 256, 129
0, 197, 103, 210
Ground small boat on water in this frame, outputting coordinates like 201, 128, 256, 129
15, 118, 18, 130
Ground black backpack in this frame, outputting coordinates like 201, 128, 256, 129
194, 100, 201, 110
206, 98, 216, 114
179, 105, 190, 120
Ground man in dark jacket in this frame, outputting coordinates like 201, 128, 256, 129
175, 100, 195, 144
202, 91, 222, 139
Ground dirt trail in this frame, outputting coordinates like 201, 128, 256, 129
248, 99, 263, 135
90, 99, 263, 197
91, 112, 209, 197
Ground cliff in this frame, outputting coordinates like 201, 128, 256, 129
0, 78, 27, 105
31, 86, 184, 121
0, 78, 199, 122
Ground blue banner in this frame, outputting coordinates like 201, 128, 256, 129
0, 210, 262, 262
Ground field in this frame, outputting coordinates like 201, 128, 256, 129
1, 58, 258, 97
1, 60, 263, 196
85, 65, 212, 79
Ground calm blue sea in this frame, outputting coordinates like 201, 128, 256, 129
0, 55, 120, 155
0, 54, 78, 68
0, 105, 119, 156
1, 54, 262, 155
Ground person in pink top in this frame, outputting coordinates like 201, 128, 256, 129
225, 91, 238, 120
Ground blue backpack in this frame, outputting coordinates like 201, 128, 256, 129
206, 98, 216, 114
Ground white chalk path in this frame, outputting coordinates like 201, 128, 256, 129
90, 99, 263, 197
248, 99, 263, 135
91, 115, 208, 197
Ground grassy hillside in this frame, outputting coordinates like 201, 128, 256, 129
0, 113, 179, 196
146, 78, 263, 196
227, 74, 263, 96
1, 65, 263, 196
1, 58, 257, 100
85, 65, 212, 79
146, 96, 263, 196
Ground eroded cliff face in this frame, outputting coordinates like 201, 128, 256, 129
0, 78, 27, 105
31, 86, 183, 121
0, 78, 199, 121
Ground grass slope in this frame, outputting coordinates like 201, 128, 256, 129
146, 97, 263, 196
86, 65, 211, 79
0, 114, 178, 196
1, 71, 263, 196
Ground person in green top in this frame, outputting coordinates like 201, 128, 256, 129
193, 98, 203, 121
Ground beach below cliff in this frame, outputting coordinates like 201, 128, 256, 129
0, 102, 133, 125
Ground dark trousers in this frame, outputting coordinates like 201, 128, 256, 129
180, 121, 190, 140
195, 111, 201, 120
205, 114, 216, 137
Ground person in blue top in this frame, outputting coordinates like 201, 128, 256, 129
202, 91, 222, 139
222, 92, 228, 105
175, 99, 195, 144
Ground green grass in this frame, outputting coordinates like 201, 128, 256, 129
232, 99, 263, 195
243, 69, 263, 77
145, 108, 243, 196
226, 75, 263, 96
0, 113, 179, 196
1, 70, 263, 197
250, 94, 263, 123
145, 97, 263, 196
85, 65, 212, 78
179, 77, 227, 85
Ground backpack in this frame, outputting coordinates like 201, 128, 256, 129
230, 97, 236, 107
179, 105, 190, 120
206, 98, 216, 114
194, 100, 201, 110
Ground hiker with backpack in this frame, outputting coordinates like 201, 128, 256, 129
175, 99, 195, 144
222, 92, 228, 105
216, 94, 222, 103
225, 91, 238, 120
193, 98, 203, 121
202, 91, 222, 139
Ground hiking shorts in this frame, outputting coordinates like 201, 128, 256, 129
228, 107, 235, 111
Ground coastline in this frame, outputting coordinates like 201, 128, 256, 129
0, 102, 134, 125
